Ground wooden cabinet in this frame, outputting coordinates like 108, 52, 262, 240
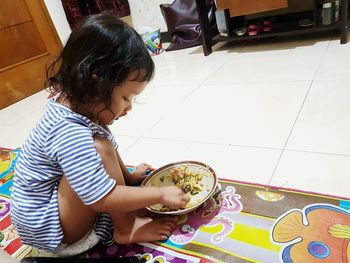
0, 0, 62, 109
215, 0, 288, 17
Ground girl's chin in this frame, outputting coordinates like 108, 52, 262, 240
107, 119, 116, 125
107, 117, 120, 125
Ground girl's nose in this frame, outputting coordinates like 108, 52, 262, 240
126, 103, 132, 111
126, 97, 136, 112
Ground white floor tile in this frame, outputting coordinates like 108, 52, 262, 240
109, 85, 197, 137
122, 138, 281, 184
287, 79, 350, 155
0, 90, 48, 125
0, 126, 33, 149
1, 35, 350, 198
0, 250, 18, 263
204, 38, 329, 84
115, 135, 140, 154
316, 40, 350, 80
5, 108, 46, 128
271, 150, 350, 198
145, 81, 310, 148
151, 46, 237, 86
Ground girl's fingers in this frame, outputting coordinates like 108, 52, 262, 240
161, 229, 172, 238
164, 221, 177, 230
162, 224, 173, 232
160, 234, 169, 241
135, 163, 153, 175
161, 216, 178, 225
140, 163, 152, 170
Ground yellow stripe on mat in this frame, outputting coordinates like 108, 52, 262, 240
200, 223, 281, 252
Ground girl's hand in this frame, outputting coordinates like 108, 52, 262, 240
160, 186, 191, 209
130, 163, 153, 184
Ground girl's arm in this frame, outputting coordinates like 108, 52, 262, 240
90, 136, 189, 213
115, 151, 150, 185
91, 184, 188, 213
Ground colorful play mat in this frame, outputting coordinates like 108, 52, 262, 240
1, 147, 349, 263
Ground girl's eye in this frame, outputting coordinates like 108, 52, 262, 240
124, 97, 137, 103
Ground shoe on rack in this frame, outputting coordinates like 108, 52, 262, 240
248, 24, 260, 36
263, 20, 272, 32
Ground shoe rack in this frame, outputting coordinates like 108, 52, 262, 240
196, 0, 349, 55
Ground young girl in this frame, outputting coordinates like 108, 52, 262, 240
10, 14, 190, 256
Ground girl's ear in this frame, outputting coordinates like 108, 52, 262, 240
92, 73, 99, 80
47, 91, 59, 99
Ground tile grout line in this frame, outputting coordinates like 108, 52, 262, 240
120, 136, 143, 154
284, 148, 350, 157
267, 38, 332, 186
132, 136, 284, 151
137, 86, 199, 139
144, 40, 326, 143
100, 52, 234, 154
137, 54, 236, 140
131, 135, 350, 157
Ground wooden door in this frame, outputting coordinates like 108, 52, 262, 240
0, 0, 62, 109
215, 0, 288, 17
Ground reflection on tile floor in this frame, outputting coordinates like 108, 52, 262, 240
1, 34, 350, 198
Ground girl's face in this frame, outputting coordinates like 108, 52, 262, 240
94, 77, 147, 126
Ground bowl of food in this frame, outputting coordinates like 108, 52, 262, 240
141, 161, 218, 215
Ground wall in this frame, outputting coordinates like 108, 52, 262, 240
43, 0, 173, 44
43, 0, 71, 44
128, 0, 173, 32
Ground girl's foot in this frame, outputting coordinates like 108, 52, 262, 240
114, 215, 179, 244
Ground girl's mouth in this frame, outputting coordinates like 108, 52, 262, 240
117, 112, 128, 119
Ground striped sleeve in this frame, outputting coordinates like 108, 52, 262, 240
45, 117, 116, 205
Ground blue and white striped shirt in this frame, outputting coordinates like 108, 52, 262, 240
11, 98, 116, 251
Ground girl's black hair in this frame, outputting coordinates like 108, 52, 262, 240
46, 14, 155, 114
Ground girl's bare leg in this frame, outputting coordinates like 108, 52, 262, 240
58, 175, 97, 244
93, 136, 178, 244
